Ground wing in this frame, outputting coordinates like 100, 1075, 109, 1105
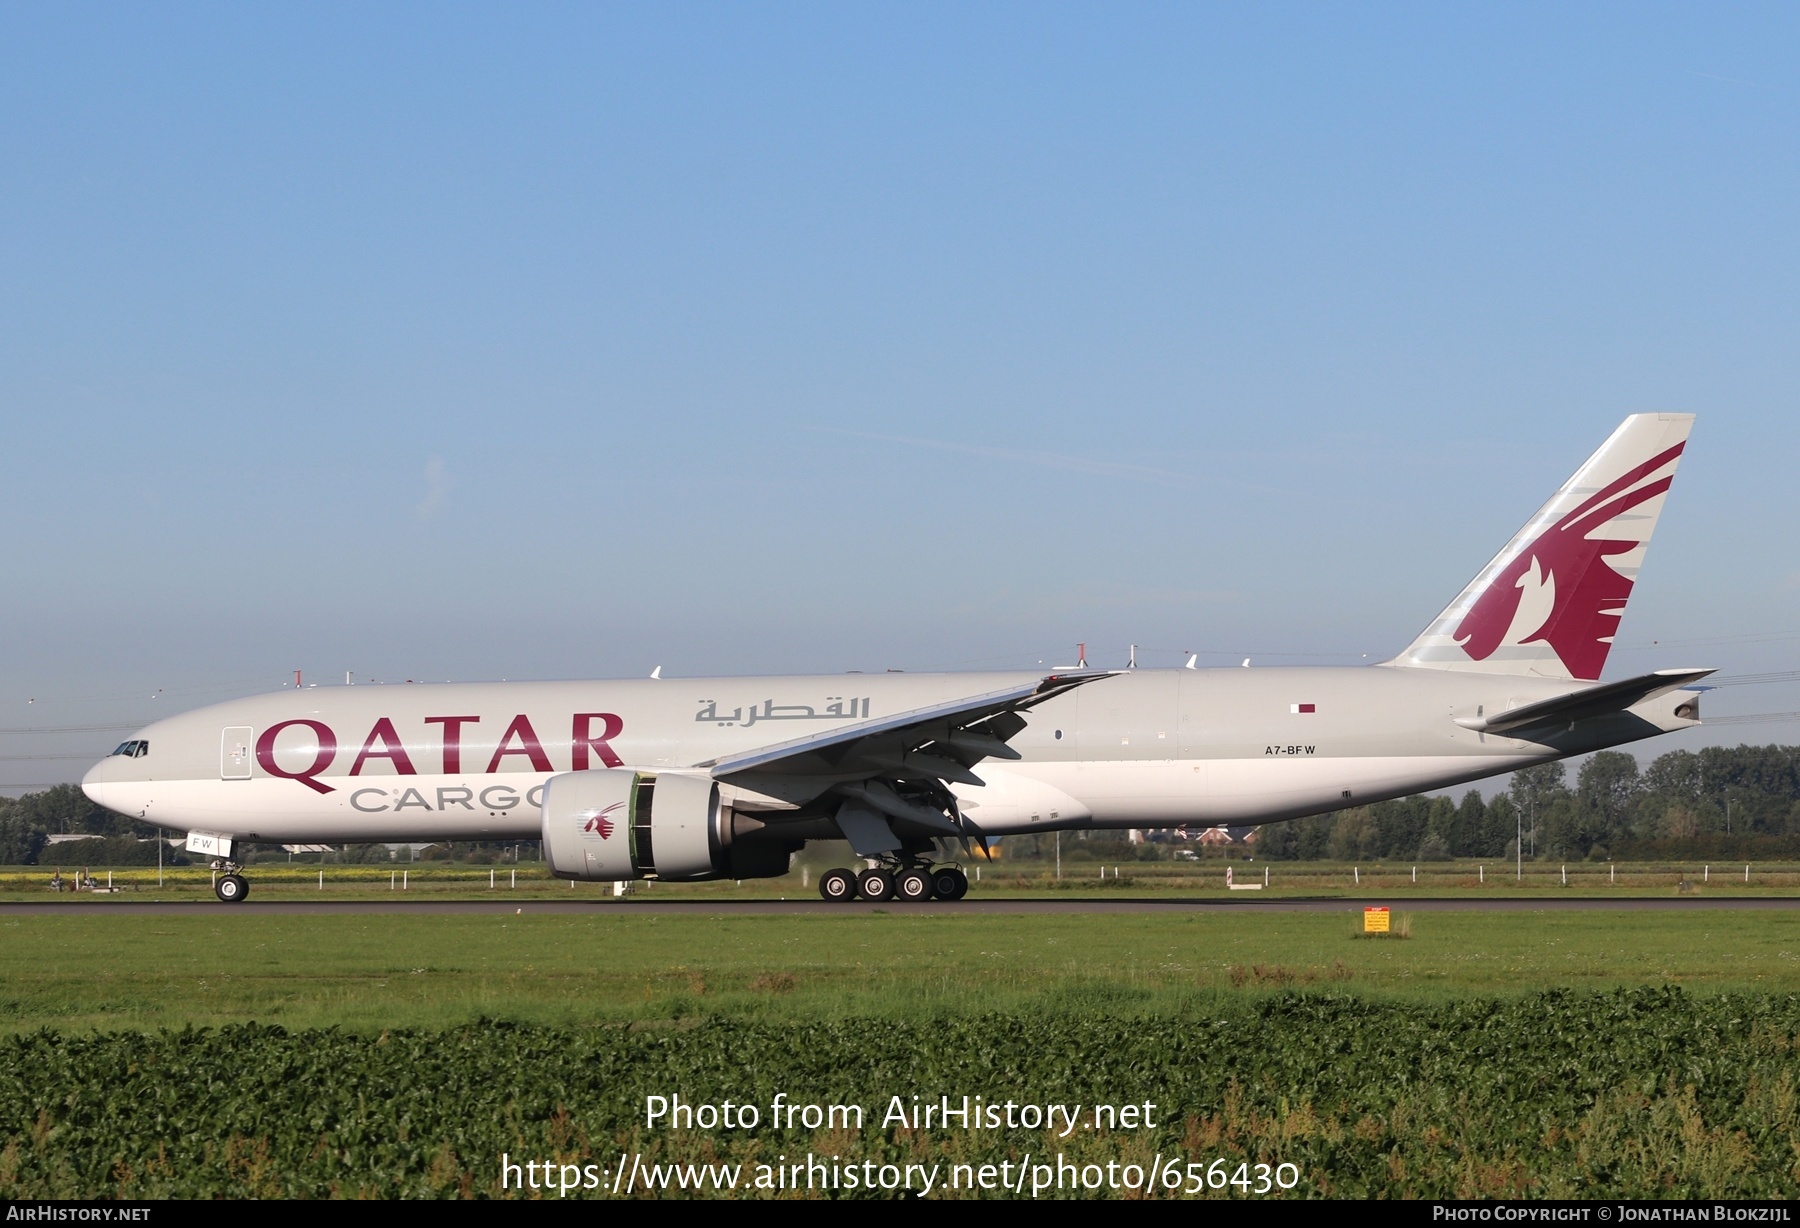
700, 671, 1107, 778
697, 670, 1112, 851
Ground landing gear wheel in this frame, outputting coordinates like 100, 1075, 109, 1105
932, 867, 968, 901
819, 868, 857, 902
215, 874, 249, 904
896, 868, 934, 902
856, 869, 895, 902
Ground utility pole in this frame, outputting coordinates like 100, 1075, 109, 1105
1055, 832, 1062, 880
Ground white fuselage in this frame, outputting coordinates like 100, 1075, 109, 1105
81, 665, 1699, 845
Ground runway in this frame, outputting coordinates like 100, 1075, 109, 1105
7, 896, 1800, 916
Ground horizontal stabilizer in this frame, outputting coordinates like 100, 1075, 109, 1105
1454, 668, 1715, 734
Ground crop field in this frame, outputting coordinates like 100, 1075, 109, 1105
5, 991, 1800, 1199
9, 904, 1800, 1197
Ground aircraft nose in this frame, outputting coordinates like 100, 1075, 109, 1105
81, 757, 114, 809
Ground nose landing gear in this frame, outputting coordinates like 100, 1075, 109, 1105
211, 860, 250, 903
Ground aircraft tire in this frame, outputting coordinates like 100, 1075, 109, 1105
819, 868, 857, 902
215, 874, 249, 904
856, 869, 894, 903
896, 868, 934, 902
933, 867, 968, 901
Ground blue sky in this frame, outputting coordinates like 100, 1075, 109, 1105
3, 4, 1797, 788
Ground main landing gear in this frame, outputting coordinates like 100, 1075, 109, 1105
818, 861, 969, 903
211, 860, 250, 903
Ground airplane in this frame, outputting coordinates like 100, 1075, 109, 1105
83, 413, 1710, 904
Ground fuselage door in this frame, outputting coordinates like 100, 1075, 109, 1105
221, 727, 253, 780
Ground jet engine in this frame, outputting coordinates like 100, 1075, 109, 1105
540, 768, 792, 882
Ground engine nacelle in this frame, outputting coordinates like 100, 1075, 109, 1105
541, 769, 785, 882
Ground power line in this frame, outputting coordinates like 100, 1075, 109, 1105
4, 677, 286, 705
1711, 670, 1800, 688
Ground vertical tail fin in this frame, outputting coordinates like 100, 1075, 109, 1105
1389, 413, 1694, 681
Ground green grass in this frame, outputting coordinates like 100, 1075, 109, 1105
7, 909, 1800, 1034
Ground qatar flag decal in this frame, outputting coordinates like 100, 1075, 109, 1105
1290, 703, 1316, 714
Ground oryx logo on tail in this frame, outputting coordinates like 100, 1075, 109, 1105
1392, 414, 1694, 681
1453, 441, 1684, 680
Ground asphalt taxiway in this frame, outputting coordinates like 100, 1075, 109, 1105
6, 896, 1800, 916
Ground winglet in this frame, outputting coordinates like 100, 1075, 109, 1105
1024, 669, 1119, 707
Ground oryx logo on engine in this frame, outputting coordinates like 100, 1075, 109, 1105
581, 803, 624, 840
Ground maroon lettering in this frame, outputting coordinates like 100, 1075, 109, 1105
485, 714, 552, 773
349, 717, 419, 776
424, 715, 481, 774
255, 720, 338, 794
572, 712, 625, 770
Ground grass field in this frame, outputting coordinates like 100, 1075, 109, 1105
8, 907, 1800, 1034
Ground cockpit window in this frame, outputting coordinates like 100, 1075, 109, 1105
110, 740, 149, 758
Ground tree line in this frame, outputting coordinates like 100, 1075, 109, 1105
1257, 744, 1800, 862
0, 784, 171, 866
